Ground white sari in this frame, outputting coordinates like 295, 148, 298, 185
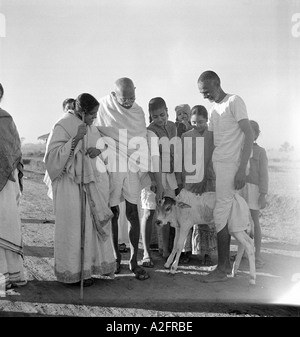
44, 113, 116, 283
0, 170, 26, 289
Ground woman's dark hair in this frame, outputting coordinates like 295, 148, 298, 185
191, 105, 208, 120
75, 93, 99, 114
148, 97, 167, 113
0, 83, 4, 101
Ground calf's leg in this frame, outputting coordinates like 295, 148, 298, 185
232, 242, 244, 277
232, 231, 256, 285
164, 225, 179, 269
170, 226, 192, 274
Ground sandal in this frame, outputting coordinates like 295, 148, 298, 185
130, 266, 150, 281
115, 260, 121, 274
83, 278, 94, 287
68, 278, 94, 287
141, 257, 154, 268
118, 243, 128, 253
5, 283, 12, 290
10, 280, 27, 288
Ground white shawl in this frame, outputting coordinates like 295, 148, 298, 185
43, 113, 113, 240
95, 94, 151, 175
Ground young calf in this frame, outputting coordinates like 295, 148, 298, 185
155, 189, 256, 285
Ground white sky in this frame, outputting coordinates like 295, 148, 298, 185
0, 0, 299, 150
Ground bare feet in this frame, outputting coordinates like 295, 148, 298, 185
200, 268, 228, 283
255, 259, 265, 269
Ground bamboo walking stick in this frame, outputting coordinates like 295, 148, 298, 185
80, 111, 86, 301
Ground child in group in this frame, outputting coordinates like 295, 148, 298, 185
177, 105, 217, 265
174, 104, 193, 138
240, 120, 268, 268
62, 98, 75, 113
140, 97, 178, 267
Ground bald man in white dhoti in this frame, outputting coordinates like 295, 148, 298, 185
95, 78, 163, 280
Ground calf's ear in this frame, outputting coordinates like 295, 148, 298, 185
177, 201, 191, 209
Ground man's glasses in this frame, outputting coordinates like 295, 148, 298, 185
116, 95, 135, 106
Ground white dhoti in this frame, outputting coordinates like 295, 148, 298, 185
213, 161, 252, 234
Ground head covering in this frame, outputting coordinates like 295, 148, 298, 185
175, 104, 191, 118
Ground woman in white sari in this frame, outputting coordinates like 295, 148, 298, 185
0, 83, 27, 291
44, 93, 115, 286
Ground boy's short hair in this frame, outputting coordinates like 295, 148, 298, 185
62, 98, 75, 110
191, 105, 208, 120
250, 120, 260, 134
148, 97, 167, 113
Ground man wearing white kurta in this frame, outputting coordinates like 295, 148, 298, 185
198, 71, 254, 282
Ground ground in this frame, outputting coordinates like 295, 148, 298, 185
0, 151, 300, 318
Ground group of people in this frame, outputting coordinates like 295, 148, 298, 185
0, 70, 268, 290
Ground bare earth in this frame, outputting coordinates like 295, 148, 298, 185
1, 156, 300, 318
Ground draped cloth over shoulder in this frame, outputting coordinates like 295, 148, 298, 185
44, 113, 113, 240
0, 108, 23, 192
43, 112, 115, 283
0, 108, 26, 287
95, 94, 151, 186
0, 108, 23, 255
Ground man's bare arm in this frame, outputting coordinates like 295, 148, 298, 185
234, 119, 254, 190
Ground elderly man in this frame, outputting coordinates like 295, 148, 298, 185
96, 77, 163, 280
197, 71, 254, 282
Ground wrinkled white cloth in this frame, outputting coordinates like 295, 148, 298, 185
43, 113, 116, 283
0, 169, 25, 287
96, 94, 151, 176
208, 94, 248, 163
44, 113, 113, 234
0, 170, 22, 255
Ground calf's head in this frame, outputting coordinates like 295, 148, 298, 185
155, 196, 191, 228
